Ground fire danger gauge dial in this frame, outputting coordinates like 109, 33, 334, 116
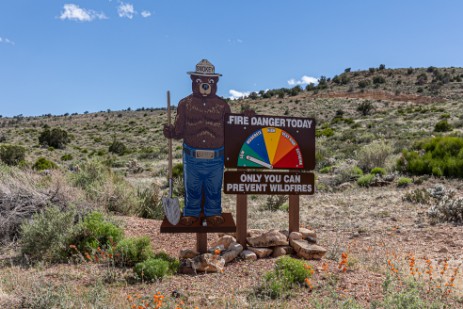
237, 127, 304, 169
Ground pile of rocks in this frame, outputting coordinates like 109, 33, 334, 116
178, 228, 327, 274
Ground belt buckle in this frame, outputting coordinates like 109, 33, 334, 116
195, 150, 215, 159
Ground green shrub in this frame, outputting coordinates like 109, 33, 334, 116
398, 136, 463, 178
319, 166, 333, 174
33, 157, 57, 171
153, 251, 180, 273
370, 167, 386, 176
434, 119, 453, 132
0, 144, 26, 166
38, 127, 70, 149
357, 174, 374, 187
114, 236, 154, 266
254, 256, 314, 299
20, 206, 77, 263
61, 154, 73, 161
373, 76, 386, 84
109, 139, 127, 155
134, 254, 178, 281
397, 177, 413, 187
73, 211, 124, 252
315, 127, 334, 138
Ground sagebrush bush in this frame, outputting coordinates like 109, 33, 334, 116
33, 157, 57, 171
398, 136, 463, 178
20, 206, 77, 263
357, 140, 392, 172
109, 139, 127, 155
137, 183, 163, 219
38, 127, 70, 149
0, 144, 26, 166
114, 236, 154, 266
262, 195, 288, 212
332, 161, 363, 185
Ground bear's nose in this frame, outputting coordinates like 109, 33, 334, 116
201, 83, 210, 91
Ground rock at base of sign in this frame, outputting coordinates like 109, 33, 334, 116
247, 247, 273, 258
247, 229, 289, 247
221, 242, 244, 263
179, 249, 200, 259
289, 232, 303, 241
192, 253, 225, 273
299, 228, 317, 241
272, 245, 294, 258
211, 235, 237, 250
290, 239, 327, 260
240, 250, 257, 261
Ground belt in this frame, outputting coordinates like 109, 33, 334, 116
184, 147, 224, 159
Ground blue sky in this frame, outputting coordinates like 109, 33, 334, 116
1, 1, 463, 117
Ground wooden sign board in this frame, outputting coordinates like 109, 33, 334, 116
224, 114, 316, 170
224, 171, 314, 195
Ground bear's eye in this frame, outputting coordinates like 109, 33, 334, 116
195, 78, 202, 84
208, 79, 215, 84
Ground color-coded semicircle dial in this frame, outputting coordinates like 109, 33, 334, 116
237, 127, 304, 169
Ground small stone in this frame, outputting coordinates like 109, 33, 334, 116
221, 242, 244, 263
240, 250, 257, 261
247, 247, 273, 258
306, 236, 317, 244
208, 244, 225, 254
272, 246, 293, 258
179, 249, 200, 259
290, 239, 327, 260
247, 229, 288, 247
247, 229, 265, 238
289, 232, 303, 241
299, 228, 317, 240
191, 253, 225, 273
436, 247, 449, 253
178, 259, 196, 275
211, 235, 237, 250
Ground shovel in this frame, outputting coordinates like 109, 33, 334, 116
162, 90, 181, 225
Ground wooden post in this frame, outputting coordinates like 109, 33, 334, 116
236, 194, 248, 248
289, 195, 299, 233
196, 232, 208, 254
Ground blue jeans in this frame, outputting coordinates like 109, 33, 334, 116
183, 144, 224, 217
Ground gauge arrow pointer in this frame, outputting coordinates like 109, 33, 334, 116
246, 155, 273, 169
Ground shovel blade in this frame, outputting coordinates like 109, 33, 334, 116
162, 197, 181, 225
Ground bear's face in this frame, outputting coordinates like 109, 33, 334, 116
191, 75, 219, 97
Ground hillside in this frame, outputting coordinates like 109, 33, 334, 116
1, 66, 463, 308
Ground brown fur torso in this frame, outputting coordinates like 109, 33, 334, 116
173, 94, 230, 148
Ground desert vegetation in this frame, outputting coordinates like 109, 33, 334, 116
1, 66, 463, 308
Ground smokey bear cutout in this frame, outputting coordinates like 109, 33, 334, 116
164, 59, 231, 226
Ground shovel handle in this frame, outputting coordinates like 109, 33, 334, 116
167, 91, 172, 180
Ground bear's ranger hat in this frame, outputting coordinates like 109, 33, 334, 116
187, 59, 222, 77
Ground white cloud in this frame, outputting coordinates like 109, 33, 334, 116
228, 38, 244, 44
229, 89, 251, 100
141, 10, 152, 18
59, 4, 107, 22
118, 2, 136, 19
288, 75, 319, 86
0, 37, 15, 45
